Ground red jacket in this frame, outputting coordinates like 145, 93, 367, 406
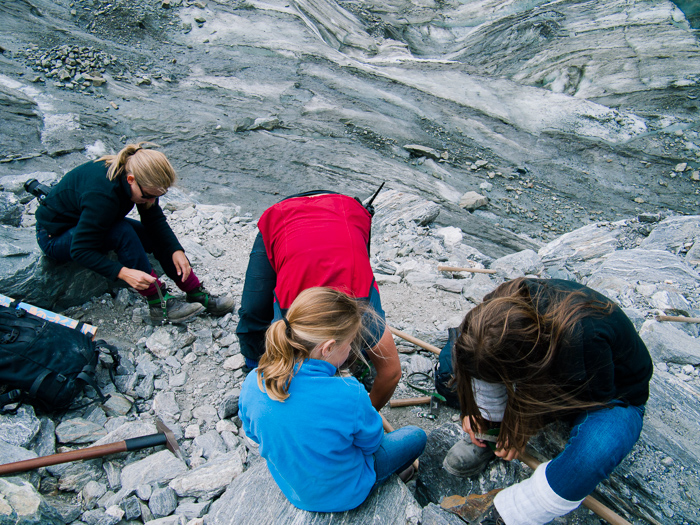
257, 193, 375, 309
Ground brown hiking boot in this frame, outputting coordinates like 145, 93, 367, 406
147, 290, 204, 325
186, 285, 235, 316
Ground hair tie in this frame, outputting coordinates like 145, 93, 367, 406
283, 317, 292, 335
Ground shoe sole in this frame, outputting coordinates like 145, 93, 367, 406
186, 299, 235, 317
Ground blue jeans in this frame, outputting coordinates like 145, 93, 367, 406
545, 404, 645, 501
372, 426, 427, 487
36, 219, 184, 286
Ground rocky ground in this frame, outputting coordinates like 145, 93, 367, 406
1, 0, 700, 523
1, 187, 700, 525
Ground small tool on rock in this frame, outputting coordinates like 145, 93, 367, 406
0, 418, 183, 476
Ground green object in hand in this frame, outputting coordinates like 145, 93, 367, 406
485, 427, 500, 452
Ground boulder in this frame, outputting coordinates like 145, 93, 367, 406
169, 451, 244, 500
639, 321, 700, 365
373, 190, 441, 232
490, 249, 543, 279
640, 215, 700, 254
538, 222, 623, 275
0, 226, 111, 309
584, 249, 700, 296
205, 460, 422, 524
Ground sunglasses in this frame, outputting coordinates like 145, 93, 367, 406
137, 181, 167, 200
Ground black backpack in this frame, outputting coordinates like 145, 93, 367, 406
0, 305, 116, 413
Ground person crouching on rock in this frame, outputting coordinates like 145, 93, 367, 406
235, 191, 401, 411
443, 277, 652, 525
239, 287, 427, 512
34, 142, 235, 324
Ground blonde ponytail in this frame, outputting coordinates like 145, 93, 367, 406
257, 287, 367, 401
98, 142, 176, 190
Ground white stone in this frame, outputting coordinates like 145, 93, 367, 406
436, 226, 463, 245
185, 425, 201, 439
459, 191, 489, 211
223, 354, 246, 370
146, 328, 177, 359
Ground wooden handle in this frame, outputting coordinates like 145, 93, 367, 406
438, 265, 497, 274
390, 396, 431, 408
381, 414, 419, 470
0, 442, 127, 475
389, 326, 441, 355
656, 315, 700, 324
519, 451, 632, 525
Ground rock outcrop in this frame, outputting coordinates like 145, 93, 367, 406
0, 190, 698, 525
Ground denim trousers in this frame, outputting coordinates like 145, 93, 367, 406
36, 219, 193, 292
372, 426, 427, 487
545, 403, 645, 501
236, 232, 277, 363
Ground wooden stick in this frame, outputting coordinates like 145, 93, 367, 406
381, 414, 419, 470
389, 396, 431, 408
389, 326, 442, 355
519, 451, 633, 525
438, 264, 497, 275
656, 315, 700, 324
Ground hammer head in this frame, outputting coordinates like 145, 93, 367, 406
156, 417, 185, 463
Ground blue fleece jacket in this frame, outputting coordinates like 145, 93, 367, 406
239, 359, 384, 512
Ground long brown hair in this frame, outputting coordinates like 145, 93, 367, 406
454, 278, 614, 452
257, 287, 368, 402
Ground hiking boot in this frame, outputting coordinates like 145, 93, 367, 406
186, 285, 235, 316
442, 438, 495, 477
147, 291, 205, 325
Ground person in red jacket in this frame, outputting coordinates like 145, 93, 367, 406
35, 143, 234, 324
236, 191, 402, 410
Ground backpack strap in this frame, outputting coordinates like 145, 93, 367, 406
28, 369, 52, 399
77, 368, 109, 403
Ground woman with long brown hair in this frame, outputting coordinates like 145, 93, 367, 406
444, 278, 652, 524
34, 142, 234, 323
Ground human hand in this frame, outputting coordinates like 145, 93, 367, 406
462, 416, 488, 448
494, 445, 521, 461
172, 250, 191, 281
117, 267, 156, 291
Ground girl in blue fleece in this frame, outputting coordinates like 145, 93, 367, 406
239, 287, 426, 512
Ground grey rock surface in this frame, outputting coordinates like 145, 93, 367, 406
0, 226, 111, 309
0, 477, 64, 525
0, 406, 41, 447
206, 460, 421, 524
639, 321, 700, 365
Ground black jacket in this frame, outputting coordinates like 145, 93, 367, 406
35, 161, 183, 280
485, 278, 653, 407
